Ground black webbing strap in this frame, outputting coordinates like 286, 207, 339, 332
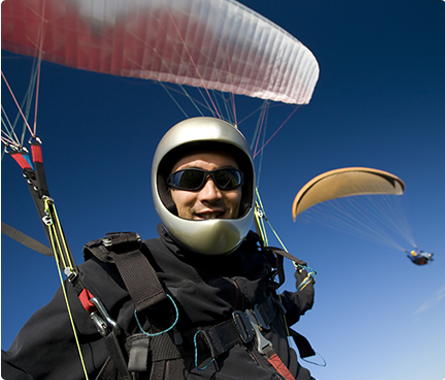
105, 333, 131, 380
263, 345, 296, 380
103, 232, 168, 313
202, 295, 315, 361
128, 332, 195, 379
30, 142, 50, 198
95, 356, 120, 380
201, 319, 242, 358
83, 232, 169, 380
261, 246, 309, 288
262, 246, 308, 267
288, 329, 316, 359
254, 295, 278, 329
1, 221, 53, 257
200, 295, 279, 359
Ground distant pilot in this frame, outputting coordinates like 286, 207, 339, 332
406, 249, 434, 266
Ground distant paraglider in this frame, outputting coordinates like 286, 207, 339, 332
292, 167, 405, 219
405, 249, 434, 266
292, 167, 432, 263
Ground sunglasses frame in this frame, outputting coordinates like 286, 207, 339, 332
168, 167, 244, 191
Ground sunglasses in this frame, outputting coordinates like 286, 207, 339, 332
168, 168, 244, 191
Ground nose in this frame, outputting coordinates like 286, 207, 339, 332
197, 177, 223, 201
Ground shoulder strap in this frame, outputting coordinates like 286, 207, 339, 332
262, 246, 308, 267
83, 232, 168, 314
83, 232, 172, 380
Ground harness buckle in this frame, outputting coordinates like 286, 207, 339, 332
254, 304, 270, 330
233, 309, 273, 355
245, 309, 273, 355
65, 268, 78, 283
102, 232, 141, 248
232, 310, 254, 343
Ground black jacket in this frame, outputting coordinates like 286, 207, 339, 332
2, 226, 315, 379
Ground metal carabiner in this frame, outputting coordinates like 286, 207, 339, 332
89, 297, 121, 337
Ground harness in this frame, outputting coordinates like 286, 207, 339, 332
83, 232, 315, 380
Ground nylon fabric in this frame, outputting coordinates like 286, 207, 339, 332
10, 153, 32, 169
267, 353, 296, 380
78, 288, 95, 313
128, 335, 150, 372
104, 333, 131, 380
2, 0, 319, 105
108, 247, 167, 313
1, 222, 53, 257
289, 330, 316, 359
201, 319, 241, 358
30, 144, 43, 163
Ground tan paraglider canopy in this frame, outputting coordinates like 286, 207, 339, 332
292, 167, 405, 220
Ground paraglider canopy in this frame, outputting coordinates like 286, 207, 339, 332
292, 167, 405, 220
1, 0, 319, 106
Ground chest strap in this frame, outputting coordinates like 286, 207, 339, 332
197, 298, 297, 380
123, 295, 283, 376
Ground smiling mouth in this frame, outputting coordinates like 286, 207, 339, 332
196, 211, 224, 220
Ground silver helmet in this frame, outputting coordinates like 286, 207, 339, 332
152, 117, 255, 255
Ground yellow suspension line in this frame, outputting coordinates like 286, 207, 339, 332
254, 190, 302, 350
255, 189, 288, 248
254, 191, 318, 357
43, 198, 90, 380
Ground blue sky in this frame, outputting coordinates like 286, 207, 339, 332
2, 1, 445, 379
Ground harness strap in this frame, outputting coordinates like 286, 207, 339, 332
127, 295, 282, 373
30, 142, 50, 198
255, 292, 279, 329
200, 295, 279, 359
263, 246, 308, 267
200, 297, 313, 379
1, 221, 53, 257
108, 245, 167, 313
201, 319, 242, 358
263, 345, 296, 380
83, 232, 169, 380
127, 333, 194, 379
85, 232, 168, 313
105, 333, 132, 380
95, 357, 119, 380
288, 329, 316, 359
260, 245, 309, 290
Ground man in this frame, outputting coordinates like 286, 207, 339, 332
2, 117, 315, 379
406, 249, 434, 266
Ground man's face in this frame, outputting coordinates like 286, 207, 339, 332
170, 151, 242, 220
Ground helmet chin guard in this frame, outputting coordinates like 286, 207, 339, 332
152, 117, 255, 255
